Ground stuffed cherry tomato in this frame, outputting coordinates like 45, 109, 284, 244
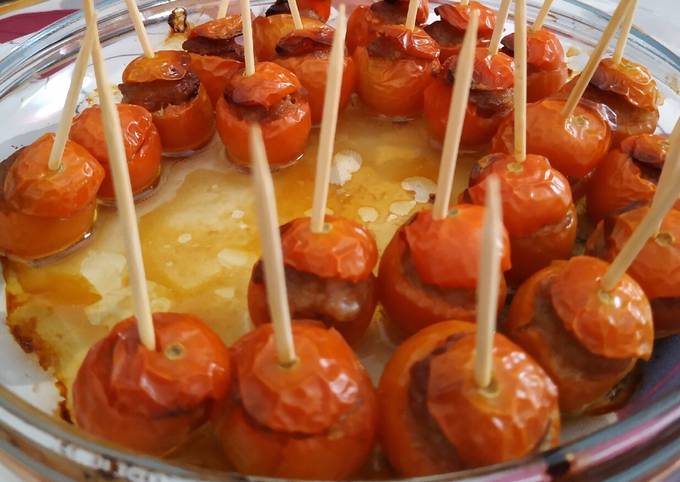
120, 50, 215, 155
377, 206, 510, 336
586, 133, 677, 222
563, 58, 661, 145
182, 16, 245, 105
73, 312, 231, 455
215, 322, 378, 479
248, 216, 378, 343
424, 47, 513, 147
70, 104, 161, 202
275, 26, 357, 124
354, 24, 440, 118
253, 14, 325, 61
501, 28, 568, 102
424, 2, 496, 62
266, 0, 332, 21
216, 62, 311, 168
379, 320, 559, 477
506, 256, 653, 414
464, 153, 576, 283
346, 0, 430, 54
586, 207, 680, 338
0, 134, 104, 261
492, 98, 612, 179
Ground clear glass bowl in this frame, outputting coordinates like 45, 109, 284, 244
1, 0, 680, 480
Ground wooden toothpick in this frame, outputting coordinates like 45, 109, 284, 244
613, 0, 639, 65
240, 0, 256, 76
216, 0, 231, 18
250, 125, 297, 366
47, 24, 95, 171
124, 0, 155, 58
488, 0, 511, 56
474, 175, 503, 390
86, 4, 156, 350
561, 0, 634, 119
514, 0, 527, 163
405, 0, 419, 31
310, 5, 347, 233
289, 0, 304, 30
600, 122, 680, 292
432, 11, 479, 221
531, 0, 554, 32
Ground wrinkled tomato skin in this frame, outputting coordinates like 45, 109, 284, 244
188, 54, 244, 106
527, 64, 569, 103
73, 313, 231, 455
299, 0, 331, 21
215, 323, 378, 480
275, 53, 357, 124
215, 94, 311, 167
69, 104, 162, 201
148, 84, 215, 155
492, 99, 612, 178
424, 78, 506, 147
253, 15, 326, 61
346, 5, 379, 54
354, 46, 438, 118
377, 227, 507, 336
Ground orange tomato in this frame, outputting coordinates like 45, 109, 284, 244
435, 2, 496, 39
187, 15, 242, 40
379, 320, 559, 477
73, 313, 231, 455
188, 54, 244, 106
253, 14, 326, 61
506, 257, 653, 414
591, 58, 660, 112
215, 322, 378, 479
492, 98, 612, 178
69, 104, 161, 201
122, 50, 190, 82
266, 0, 332, 21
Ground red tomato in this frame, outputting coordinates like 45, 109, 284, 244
253, 14, 326, 61
377, 209, 509, 335
69, 104, 161, 201
506, 257, 653, 414
73, 313, 231, 455
188, 54, 244, 106
122, 50, 191, 83
591, 58, 660, 111
215, 322, 378, 479
492, 98, 612, 178
379, 320, 559, 477
435, 2, 496, 39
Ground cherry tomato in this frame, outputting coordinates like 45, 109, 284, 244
69, 104, 161, 201
377, 208, 509, 335
188, 54, 244, 106
506, 257, 653, 414
216, 62, 311, 167
266, 0, 332, 21
73, 312, 231, 455
188, 15, 242, 41
275, 27, 358, 123
379, 320, 559, 477
424, 3, 495, 63
253, 14, 326, 61
492, 98, 612, 178
215, 322, 378, 479
122, 50, 191, 82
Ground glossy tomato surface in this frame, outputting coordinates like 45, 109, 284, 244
122, 50, 191, 83
253, 14, 326, 61
73, 312, 231, 455
215, 322, 378, 479
188, 53, 243, 106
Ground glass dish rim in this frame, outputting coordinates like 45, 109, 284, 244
1, 0, 680, 480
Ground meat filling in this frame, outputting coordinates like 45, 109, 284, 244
229, 93, 304, 123
119, 71, 200, 113
424, 20, 463, 49
582, 85, 659, 140
182, 36, 245, 61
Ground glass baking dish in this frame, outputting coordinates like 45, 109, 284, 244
1, 0, 680, 480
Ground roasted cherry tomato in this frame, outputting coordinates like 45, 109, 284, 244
73, 312, 231, 455
266, 0, 332, 21
215, 322, 378, 479
465, 153, 576, 283
492, 98, 612, 178
183, 16, 245, 105
586, 207, 680, 338
216, 62, 311, 167
120, 51, 215, 155
424, 2, 496, 62
586, 134, 676, 222
354, 25, 440, 118
275, 26, 358, 124
506, 256, 653, 414
501, 28, 568, 102
248, 216, 378, 343
70, 104, 161, 202
379, 320, 559, 477
566, 58, 661, 146
0, 134, 103, 260
377, 207, 510, 336
253, 14, 326, 61
424, 47, 514, 146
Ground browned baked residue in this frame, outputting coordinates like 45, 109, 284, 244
54, 380, 73, 424
9, 318, 58, 370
